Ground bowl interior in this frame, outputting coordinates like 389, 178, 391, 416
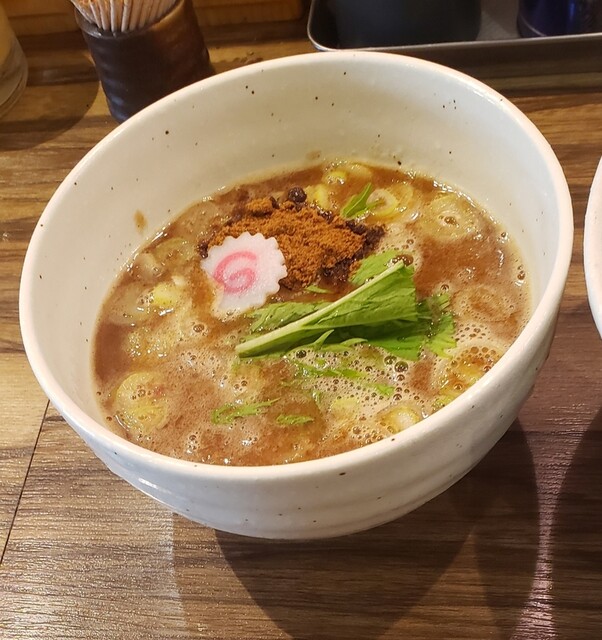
21, 51, 571, 457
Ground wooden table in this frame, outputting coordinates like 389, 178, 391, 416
2, 18, 602, 640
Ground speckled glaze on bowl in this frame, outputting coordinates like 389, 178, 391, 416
584, 157, 602, 336
19, 52, 573, 539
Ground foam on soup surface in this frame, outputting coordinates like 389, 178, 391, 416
93, 160, 530, 466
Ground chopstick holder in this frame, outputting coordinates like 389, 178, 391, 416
75, 0, 213, 123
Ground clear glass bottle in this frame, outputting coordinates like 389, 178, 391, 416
0, 1, 27, 118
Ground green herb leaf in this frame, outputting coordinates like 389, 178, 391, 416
291, 359, 394, 397
425, 298, 456, 357
211, 399, 279, 425
276, 414, 314, 426
293, 360, 365, 380
237, 261, 416, 358
372, 383, 396, 397
247, 301, 327, 333
307, 337, 367, 353
351, 295, 455, 360
237, 252, 456, 363
357, 321, 427, 360
350, 250, 400, 286
340, 183, 379, 219
305, 284, 330, 294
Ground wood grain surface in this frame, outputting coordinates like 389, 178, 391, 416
2, 18, 602, 640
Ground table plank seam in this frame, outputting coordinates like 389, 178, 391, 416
0, 398, 49, 565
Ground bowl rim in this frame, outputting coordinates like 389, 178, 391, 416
584, 157, 602, 337
19, 50, 574, 481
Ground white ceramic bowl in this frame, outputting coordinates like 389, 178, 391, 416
20, 52, 573, 539
584, 158, 602, 337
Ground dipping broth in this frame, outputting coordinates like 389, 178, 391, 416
93, 160, 530, 466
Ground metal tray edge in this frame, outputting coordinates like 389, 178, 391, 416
307, 0, 602, 57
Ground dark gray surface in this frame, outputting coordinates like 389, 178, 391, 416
330, 0, 481, 48
308, 0, 602, 77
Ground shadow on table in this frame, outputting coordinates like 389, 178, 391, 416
172, 420, 540, 640
0, 51, 100, 152
551, 406, 602, 639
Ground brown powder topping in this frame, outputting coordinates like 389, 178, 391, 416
200, 189, 384, 291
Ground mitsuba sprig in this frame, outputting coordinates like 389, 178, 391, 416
237, 252, 456, 360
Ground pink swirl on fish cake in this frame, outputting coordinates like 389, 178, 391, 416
212, 250, 258, 293
201, 232, 288, 315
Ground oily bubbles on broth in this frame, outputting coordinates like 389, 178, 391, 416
92, 159, 531, 467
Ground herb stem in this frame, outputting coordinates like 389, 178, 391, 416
236, 260, 408, 358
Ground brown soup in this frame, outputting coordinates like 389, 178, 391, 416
93, 160, 530, 466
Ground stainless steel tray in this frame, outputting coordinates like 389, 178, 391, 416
307, 0, 602, 78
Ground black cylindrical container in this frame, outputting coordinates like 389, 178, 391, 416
518, 0, 602, 36
332, 0, 482, 48
76, 0, 213, 123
